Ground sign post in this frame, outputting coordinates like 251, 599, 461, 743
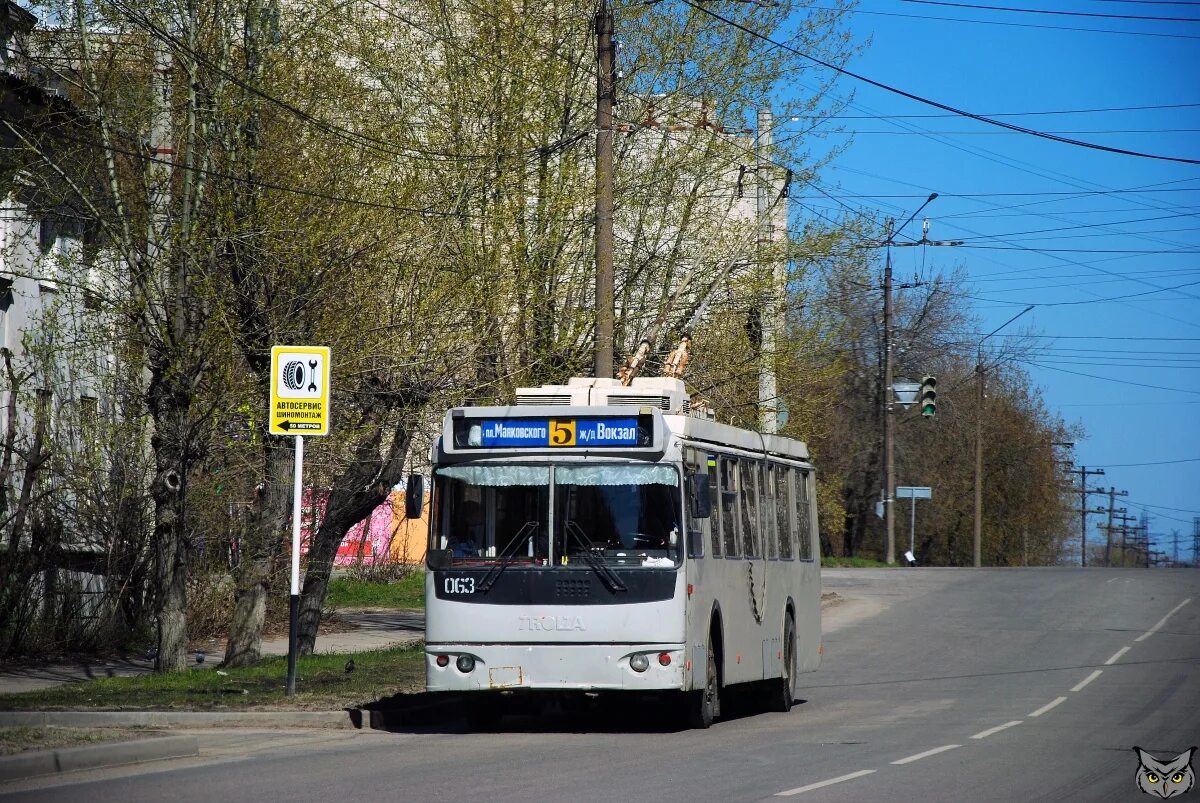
895, 486, 932, 565
269, 346, 331, 695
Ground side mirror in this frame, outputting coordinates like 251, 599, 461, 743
688, 473, 711, 519
405, 474, 424, 520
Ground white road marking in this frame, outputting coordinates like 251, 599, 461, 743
776, 770, 876, 796
1029, 696, 1068, 717
971, 720, 1023, 740
890, 744, 961, 765
1104, 647, 1130, 665
1134, 597, 1192, 642
1071, 669, 1102, 692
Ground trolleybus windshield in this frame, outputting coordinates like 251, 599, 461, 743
431, 463, 681, 567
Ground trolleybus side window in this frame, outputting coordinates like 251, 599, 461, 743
763, 463, 778, 560
777, 466, 794, 560
739, 460, 757, 558
796, 470, 813, 561
720, 457, 739, 558
683, 448, 705, 558
707, 455, 721, 557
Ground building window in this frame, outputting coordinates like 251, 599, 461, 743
79, 395, 99, 453
39, 217, 55, 254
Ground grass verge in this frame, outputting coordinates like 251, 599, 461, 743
0, 726, 161, 755
0, 644, 425, 712
326, 571, 424, 609
822, 556, 895, 568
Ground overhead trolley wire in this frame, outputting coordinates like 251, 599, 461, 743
681, 0, 1200, 166
802, 3, 1200, 38
900, 0, 1200, 23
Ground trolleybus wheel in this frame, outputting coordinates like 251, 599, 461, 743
687, 639, 720, 729
768, 616, 797, 713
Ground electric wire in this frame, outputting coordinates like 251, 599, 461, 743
681, 0, 1200, 165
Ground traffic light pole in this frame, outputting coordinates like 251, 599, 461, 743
883, 221, 896, 565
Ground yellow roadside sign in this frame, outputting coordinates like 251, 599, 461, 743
269, 345, 331, 437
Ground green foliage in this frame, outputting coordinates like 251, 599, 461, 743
821, 556, 894, 568
0, 645, 425, 711
326, 573, 425, 610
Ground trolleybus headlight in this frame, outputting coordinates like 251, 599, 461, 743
435, 654, 450, 667
456, 654, 476, 673
658, 652, 672, 667
630, 654, 649, 673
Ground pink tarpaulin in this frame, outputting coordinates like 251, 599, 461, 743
300, 489, 398, 566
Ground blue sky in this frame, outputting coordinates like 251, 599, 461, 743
782, 0, 1199, 562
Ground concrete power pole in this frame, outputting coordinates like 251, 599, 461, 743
594, 0, 615, 379
1070, 466, 1105, 566
757, 107, 780, 435
883, 219, 896, 566
1113, 512, 1137, 567
1103, 487, 1128, 567
1193, 517, 1200, 567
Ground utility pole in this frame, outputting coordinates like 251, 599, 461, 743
1103, 487, 1128, 567
883, 219, 896, 565
594, 0, 615, 379
1139, 510, 1151, 568
757, 107, 780, 434
1069, 466, 1105, 566
753, 108, 782, 432
873, 193, 942, 565
1193, 517, 1200, 567
1113, 512, 1137, 567
973, 304, 1034, 567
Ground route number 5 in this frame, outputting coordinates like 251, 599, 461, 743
550, 420, 576, 447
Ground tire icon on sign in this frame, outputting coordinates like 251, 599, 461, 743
283, 361, 306, 391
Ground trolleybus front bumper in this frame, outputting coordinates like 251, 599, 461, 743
426, 642, 687, 692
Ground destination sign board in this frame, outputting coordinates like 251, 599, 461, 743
479, 417, 640, 448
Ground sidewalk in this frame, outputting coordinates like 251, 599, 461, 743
0, 609, 424, 694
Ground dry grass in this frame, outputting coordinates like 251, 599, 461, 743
0, 726, 162, 755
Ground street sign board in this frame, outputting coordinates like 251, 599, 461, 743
896, 486, 932, 499
269, 345, 331, 436
893, 381, 921, 409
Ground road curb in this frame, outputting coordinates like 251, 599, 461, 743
0, 710, 355, 729
0, 734, 199, 782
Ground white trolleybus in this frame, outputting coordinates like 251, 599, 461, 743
414, 377, 821, 728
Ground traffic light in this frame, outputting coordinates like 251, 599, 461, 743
920, 375, 937, 417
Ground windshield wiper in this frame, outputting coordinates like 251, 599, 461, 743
564, 520, 627, 593
478, 521, 538, 593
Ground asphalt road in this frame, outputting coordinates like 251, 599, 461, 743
4, 568, 1197, 802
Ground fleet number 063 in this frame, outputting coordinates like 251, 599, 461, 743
444, 577, 475, 594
